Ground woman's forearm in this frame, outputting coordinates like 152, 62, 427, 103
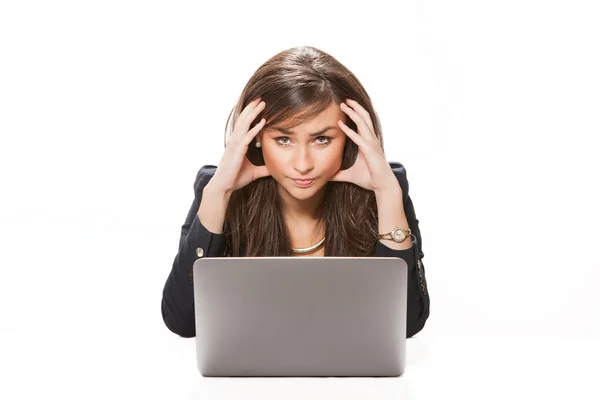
198, 182, 232, 234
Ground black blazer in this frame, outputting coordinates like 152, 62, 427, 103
161, 161, 430, 338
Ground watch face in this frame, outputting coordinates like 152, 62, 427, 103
393, 229, 405, 241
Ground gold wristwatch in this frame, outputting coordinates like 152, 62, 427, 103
377, 227, 411, 243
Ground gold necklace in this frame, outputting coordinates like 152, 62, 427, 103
292, 236, 325, 254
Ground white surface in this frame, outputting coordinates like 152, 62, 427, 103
1, 0, 599, 399
1, 333, 598, 399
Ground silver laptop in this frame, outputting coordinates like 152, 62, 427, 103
192, 256, 408, 377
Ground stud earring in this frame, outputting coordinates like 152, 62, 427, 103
255, 141, 261, 148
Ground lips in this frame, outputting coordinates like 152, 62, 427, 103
292, 178, 315, 187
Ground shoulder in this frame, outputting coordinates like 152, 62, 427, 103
388, 161, 409, 196
193, 164, 218, 193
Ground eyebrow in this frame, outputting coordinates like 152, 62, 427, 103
273, 126, 336, 136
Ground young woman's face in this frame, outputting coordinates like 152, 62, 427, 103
260, 102, 347, 201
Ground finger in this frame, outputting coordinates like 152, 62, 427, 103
345, 99, 375, 133
340, 102, 374, 142
243, 118, 266, 145
240, 100, 265, 124
340, 101, 374, 140
239, 97, 262, 119
235, 99, 265, 133
247, 101, 266, 128
337, 119, 367, 148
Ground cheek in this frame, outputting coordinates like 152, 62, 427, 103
261, 146, 286, 171
320, 145, 345, 173
325, 141, 345, 162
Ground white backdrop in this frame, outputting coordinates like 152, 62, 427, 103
1, 0, 598, 399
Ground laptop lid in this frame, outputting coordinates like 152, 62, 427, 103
192, 256, 408, 377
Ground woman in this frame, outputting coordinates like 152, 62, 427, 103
161, 46, 430, 339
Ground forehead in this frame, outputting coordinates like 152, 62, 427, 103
269, 103, 344, 133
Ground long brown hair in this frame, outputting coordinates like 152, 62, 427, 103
222, 46, 386, 257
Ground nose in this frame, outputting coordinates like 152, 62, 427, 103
292, 145, 314, 176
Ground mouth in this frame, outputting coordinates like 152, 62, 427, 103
292, 178, 316, 188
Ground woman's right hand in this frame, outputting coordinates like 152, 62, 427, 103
211, 97, 270, 194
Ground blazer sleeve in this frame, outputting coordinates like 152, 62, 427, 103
161, 165, 226, 338
373, 162, 431, 338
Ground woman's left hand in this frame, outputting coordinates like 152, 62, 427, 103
330, 98, 400, 194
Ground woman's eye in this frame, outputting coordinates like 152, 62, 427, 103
275, 136, 332, 146
275, 137, 291, 146
315, 136, 331, 145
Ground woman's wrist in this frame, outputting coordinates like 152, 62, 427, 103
204, 180, 233, 200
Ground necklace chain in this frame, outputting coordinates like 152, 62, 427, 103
292, 236, 325, 254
